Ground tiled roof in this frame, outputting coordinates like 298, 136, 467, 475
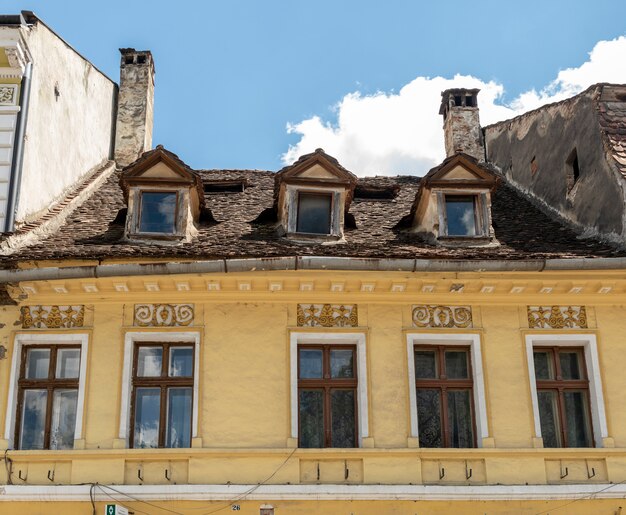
0, 162, 622, 266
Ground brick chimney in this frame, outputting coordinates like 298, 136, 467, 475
114, 48, 155, 167
439, 88, 484, 161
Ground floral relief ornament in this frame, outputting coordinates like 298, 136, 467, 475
527, 306, 587, 329
0, 86, 16, 105
412, 305, 473, 328
134, 304, 194, 327
20, 305, 85, 329
297, 304, 358, 327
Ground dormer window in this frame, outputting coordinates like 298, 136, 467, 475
409, 153, 499, 246
119, 145, 209, 243
274, 149, 357, 241
138, 191, 178, 234
296, 192, 332, 234
443, 194, 479, 237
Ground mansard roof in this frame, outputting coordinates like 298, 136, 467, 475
0, 156, 622, 266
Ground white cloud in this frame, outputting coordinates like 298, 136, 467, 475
282, 36, 626, 176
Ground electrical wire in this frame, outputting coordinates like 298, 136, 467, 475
3, 449, 13, 485
199, 447, 298, 515
90, 483, 96, 515
94, 484, 153, 515
97, 483, 186, 515
533, 479, 626, 515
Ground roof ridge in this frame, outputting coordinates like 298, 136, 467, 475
0, 160, 116, 255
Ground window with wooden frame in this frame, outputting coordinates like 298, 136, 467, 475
137, 190, 179, 235
16, 345, 81, 450
414, 346, 475, 448
130, 342, 194, 449
296, 191, 333, 235
298, 345, 357, 448
533, 347, 593, 448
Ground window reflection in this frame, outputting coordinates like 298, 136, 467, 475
296, 193, 332, 234
139, 192, 177, 234
445, 196, 477, 236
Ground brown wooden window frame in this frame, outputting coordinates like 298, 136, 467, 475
295, 191, 334, 235
129, 342, 195, 449
15, 344, 81, 450
533, 346, 594, 448
414, 345, 477, 448
297, 344, 358, 448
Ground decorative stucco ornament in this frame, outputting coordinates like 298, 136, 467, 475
20, 305, 85, 329
527, 306, 587, 329
134, 304, 194, 327
297, 304, 358, 327
412, 305, 473, 328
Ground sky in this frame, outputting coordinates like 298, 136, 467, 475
5, 0, 626, 175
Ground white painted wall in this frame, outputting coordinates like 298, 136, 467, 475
15, 21, 117, 223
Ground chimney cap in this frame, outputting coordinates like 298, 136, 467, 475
439, 88, 480, 115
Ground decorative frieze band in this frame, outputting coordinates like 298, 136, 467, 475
134, 304, 194, 327
0, 85, 18, 105
297, 304, 358, 327
21, 305, 85, 329
527, 306, 587, 329
412, 305, 473, 328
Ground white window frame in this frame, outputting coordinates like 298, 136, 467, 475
525, 333, 607, 448
290, 331, 369, 447
119, 331, 201, 446
406, 332, 489, 447
4, 332, 90, 449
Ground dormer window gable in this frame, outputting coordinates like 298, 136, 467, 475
410, 153, 500, 246
274, 148, 357, 240
119, 145, 207, 242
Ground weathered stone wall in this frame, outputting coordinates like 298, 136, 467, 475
16, 21, 117, 223
444, 107, 483, 160
484, 87, 625, 239
114, 49, 154, 167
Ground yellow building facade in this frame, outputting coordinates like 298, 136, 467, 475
1, 266, 626, 514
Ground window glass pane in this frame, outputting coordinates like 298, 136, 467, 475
538, 390, 562, 448
416, 388, 442, 448
299, 349, 323, 379
296, 193, 332, 234
139, 192, 177, 233
445, 196, 477, 236
165, 387, 192, 448
445, 351, 469, 379
564, 391, 592, 447
169, 347, 193, 377
19, 389, 47, 450
331, 389, 356, 447
133, 387, 161, 448
50, 389, 78, 450
330, 349, 354, 378
560, 352, 582, 380
56, 349, 80, 379
137, 347, 162, 377
25, 348, 50, 379
534, 351, 554, 380
447, 390, 474, 447
415, 351, 437, 379
299, 390, 324, 448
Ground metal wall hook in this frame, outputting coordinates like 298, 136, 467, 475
47, 469, 55, 482
344, 460, 349, 480
586, 460, 596, 479
137, 468, 143, 482
465, 461, 473, 480
439, 467, 445, 480
18, 469, 26, 482
165, 468, 171, 481
316, 462, 320, 481
560, 466, 569, 479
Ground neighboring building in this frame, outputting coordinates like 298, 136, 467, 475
2, 13, 626, 515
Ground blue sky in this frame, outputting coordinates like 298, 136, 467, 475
5, 0, 626, 173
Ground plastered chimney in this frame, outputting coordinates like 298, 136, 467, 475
439, 88, 484, 161
114, 48, 154, 167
